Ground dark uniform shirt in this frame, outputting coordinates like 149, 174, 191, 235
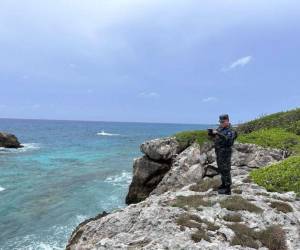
214, 124, 236, 149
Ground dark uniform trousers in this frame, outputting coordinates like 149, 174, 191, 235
215, 147, 232, 187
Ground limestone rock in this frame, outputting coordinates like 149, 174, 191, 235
140, 137, 184, 161
0, 132, 22, 148
125, 156, 170, 204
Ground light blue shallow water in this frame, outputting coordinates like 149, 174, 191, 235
0, 119, 211, 249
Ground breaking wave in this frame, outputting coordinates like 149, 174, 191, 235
0, 143, 40, 154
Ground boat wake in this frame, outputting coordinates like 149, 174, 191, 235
97, 130, 120, 136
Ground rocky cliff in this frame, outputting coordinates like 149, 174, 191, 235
66, 137, 300, 250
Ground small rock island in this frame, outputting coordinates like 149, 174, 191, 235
0, 132, 23, 148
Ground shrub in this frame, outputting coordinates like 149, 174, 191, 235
237, 128, 300, 154
270, 201, 293, 213
286, 120, 300, 135
174, 130, 210, 148
237, 108, 300, 134
220, 196, 263, 213
250, 156, 300, 196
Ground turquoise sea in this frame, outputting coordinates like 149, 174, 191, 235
0, 119, 210, 249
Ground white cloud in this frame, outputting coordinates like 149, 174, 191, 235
202, 96, 218, 102
138, 92, 160, 98
222, 56, 252, 72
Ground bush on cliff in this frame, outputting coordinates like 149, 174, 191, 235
237, 128, 300, 154
174, 130, 209, 148
250, 156, 300, 196
237, 108, 300, 134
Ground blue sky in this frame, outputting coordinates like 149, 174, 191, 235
0, 0, 299, 124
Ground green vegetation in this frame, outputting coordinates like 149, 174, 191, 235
223, 213, 242, 222
220, 196, 263, 213
250, 156, 300, 196
237, 128, 300, 154
229, 223, 287, 250
270, 201, 293, 213
171, 195, 214, 208
189, 178, 221, 192
174, 130, 210, 148
237, 108, 300, 134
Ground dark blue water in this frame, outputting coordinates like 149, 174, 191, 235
0, 119, 210, 249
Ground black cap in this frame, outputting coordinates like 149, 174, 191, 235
219, 114, 229, 121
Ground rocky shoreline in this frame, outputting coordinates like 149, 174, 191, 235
66, 137, 300, 250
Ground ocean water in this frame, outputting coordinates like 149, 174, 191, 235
0, 119, 210, 250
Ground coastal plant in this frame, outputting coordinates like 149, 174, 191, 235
236, 108, 300, 134
174, 130, 210, 148
229, 223, 287, 250
223, 213, 242, 222
176, 213, 214, 243
250, 156, 300, 196
270, 201, 293, 213
220, 196, 263, 213
237, 128, 300, 154
189, 178, 221, 192
229, 223, 259, 249
258, 225, 287, 250
171, 195, 214, 208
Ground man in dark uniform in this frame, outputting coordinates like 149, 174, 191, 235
209, 114, 237, 195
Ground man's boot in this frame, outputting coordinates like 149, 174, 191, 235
218, 185, 231, 195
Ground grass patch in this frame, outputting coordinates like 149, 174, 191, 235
229, 223, 287, 250
171, 195, 214, 209
176, 213, 218, 243
270, 201, 293, 213
258, 225, 287, 250
220, 196, 263, 213
174, 130, 210, 148
189, 178, 221, 192
238, 128, 300, 154
191, 229, 210, 243
223, 213, 242, 222
229, 223, 259, 249
237, 108, 300, 134
250, 156, 300, 196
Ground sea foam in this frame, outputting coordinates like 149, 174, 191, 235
0, 143, 40, 154
104, 171, 132, 187
0, 186, 5, 192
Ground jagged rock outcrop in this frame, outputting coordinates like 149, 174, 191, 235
125, 156, 171, 204
126, 137, 189, 205
66, 139, 299, 250
151, 142, 286, 196
0, 132, 22, 148
140, 137, 184, 161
